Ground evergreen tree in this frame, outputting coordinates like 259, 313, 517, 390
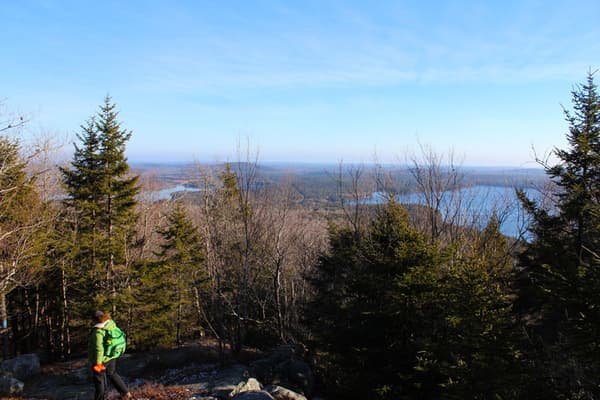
518, 72, 600, 397
154, 203, 206, 345
61, 96, 139, 315
132, 259, 176, 349
125, 202, 207, 349
401, 218, 526, 399
307, 202, 439, 399
308, 202, 526, 399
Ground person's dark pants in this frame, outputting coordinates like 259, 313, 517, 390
92, 358, 128, 400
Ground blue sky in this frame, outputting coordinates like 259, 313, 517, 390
3, 0, 600, 166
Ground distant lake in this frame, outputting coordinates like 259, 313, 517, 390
364, 185, 543, 239
144, 185, 201, 201
146, 184, 542, 239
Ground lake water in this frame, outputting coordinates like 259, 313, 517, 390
145, 185, 201, 201
147, 184, 541, 238
364, 185, 542, 239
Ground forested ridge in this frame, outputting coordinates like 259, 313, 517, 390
3, 74, 600, 399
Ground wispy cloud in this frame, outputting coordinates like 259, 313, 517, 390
115, 1, 600, 94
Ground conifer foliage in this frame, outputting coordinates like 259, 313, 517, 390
307, 201, 523, 399
134, 203, 206, 348
518, 72, 600, 397
307, 202, 437, 398
61, 96, 139, 314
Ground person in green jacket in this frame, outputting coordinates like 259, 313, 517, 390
88, 310, 131, 400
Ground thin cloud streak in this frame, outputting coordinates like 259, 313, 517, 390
122, 2, 600, 93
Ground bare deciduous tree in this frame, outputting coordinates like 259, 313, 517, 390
407, 143, 465, 244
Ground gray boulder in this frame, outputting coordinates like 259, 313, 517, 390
266, 385, 307, 400
230, 378, 262, 396
231, 391, 275, 400
0, 374, 24, 396
0, 353, 41, 380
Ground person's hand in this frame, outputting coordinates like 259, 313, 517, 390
93, 363, 105, 373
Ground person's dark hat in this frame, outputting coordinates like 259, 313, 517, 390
93, 310, 104, 319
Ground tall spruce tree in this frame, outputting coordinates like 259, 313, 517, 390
155, 203, 206, 345
518, 72, 600, 397
131, 203, 206, 349
61, 96, 139, 315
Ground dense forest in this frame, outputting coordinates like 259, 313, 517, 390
2, 73, 600, 399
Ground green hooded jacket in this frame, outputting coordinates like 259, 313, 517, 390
88, 319, 117, 364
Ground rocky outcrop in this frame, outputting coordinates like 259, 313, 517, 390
207, 368, 308, 400
266, 385, 308, 400
229, 378, 274, 399
231, 392, 275, 400
227, 377, 310, 400
0, 371, 24, 397
250, 345, 313, 396
0, 353, 41, 397
0, 353, 41, 380
230, 377, 262, 395
20, 343, 318, 400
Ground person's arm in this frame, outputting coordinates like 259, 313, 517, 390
92, 328, 106, 372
